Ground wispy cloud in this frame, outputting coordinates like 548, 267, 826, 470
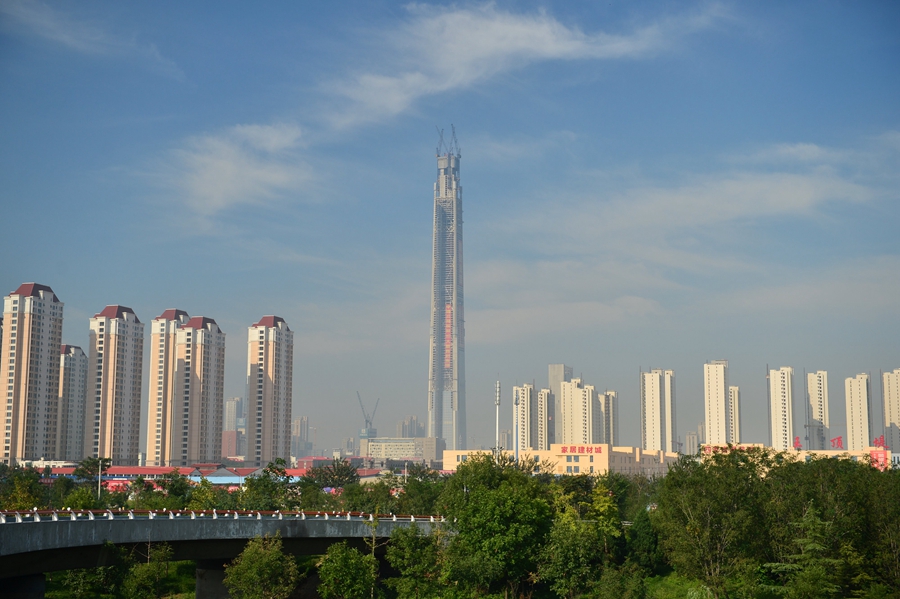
0, 0, 184, 79
325, 3, 727, 126
160, 123, 311, 219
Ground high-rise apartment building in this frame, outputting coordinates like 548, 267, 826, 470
396, 415, 425, 438
559, 378, 601, 445
59, 345, 88, 461
536, 388, 551, 450
704, 360, 731, 445
247, 316, 293, 467
224, 397, 245, 432
169, 317, 225, 467
291, 416, 312, 458
1, 283, 64, 464
513, 384, 538, 452
548, 363, 572, 445
600, 390, 618, 446
728, 386, 741, 444
768, 367, 794, 450
844, 374, 871, 451
685, 431, 700, 455
86, 306, 143, 466
806, 371, 829, 450
884, 369, 900, 453
146, 309, 189, 467
640, 369, 675, 452
427, 130, 466, 451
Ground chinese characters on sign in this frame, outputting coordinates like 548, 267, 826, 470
872, 435, 885, 448
560, 445, 603, 454
830, 436, 844, 450
793, 436, 802, 449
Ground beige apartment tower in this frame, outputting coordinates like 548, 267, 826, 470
59, 345, 88, 461
600, 390, 619, 446
768, 367, 794, 450
86, 306, 144, 466
1, 283, 64, 464
559, 378, 602, 445
513, 384, 536, 453
844, 374, 871, 451
884, 369, 900, 453
146, 311, 225, 467
247, 316, 293, 467
806, 371, 829, 450
146, 309, 189, 466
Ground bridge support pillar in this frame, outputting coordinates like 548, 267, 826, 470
5, 573, 46, 598
196, 559, 229, 599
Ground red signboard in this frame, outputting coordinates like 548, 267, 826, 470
560, 445, 602, 454
870, 449, 888, 471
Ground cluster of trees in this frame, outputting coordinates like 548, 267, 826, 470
6, 449, 899, 598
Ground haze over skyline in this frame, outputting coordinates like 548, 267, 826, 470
1, 1, 898, 453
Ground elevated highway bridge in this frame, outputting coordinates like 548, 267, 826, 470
0, 509, 440, 598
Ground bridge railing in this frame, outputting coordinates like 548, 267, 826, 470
0, 508, 447, 525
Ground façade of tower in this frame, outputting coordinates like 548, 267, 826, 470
428, 127, 466, 451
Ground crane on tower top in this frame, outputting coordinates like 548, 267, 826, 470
356, 391, 379, 431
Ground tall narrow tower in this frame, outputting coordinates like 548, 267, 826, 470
427, 127, 466, 451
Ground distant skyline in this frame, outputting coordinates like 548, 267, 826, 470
1, 1, 898, 453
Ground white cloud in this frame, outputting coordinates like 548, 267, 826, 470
164, 123, 311, 217
0, 0, 184, 79
326, 3, 726, 126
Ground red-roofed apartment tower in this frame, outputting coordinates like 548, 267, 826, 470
86, 306, 144, 466
146, 311, 225, 467
1, 283, 65, 465
246, 316, 293, 467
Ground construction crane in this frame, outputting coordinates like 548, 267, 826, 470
356, 391, 379, 432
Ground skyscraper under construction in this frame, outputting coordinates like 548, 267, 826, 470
427, 127, 466, 450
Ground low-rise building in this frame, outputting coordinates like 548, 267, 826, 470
442, 443, 679, 477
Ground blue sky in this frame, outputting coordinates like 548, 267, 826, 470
1, 1, 898, 453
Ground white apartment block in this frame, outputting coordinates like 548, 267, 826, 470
86, 306, 144, 466
600, 390, 618, 446
884, 369, 900, 453
768, 367, 794, 450
728, 386, 741, 444
806, 371, 829, 450
59, 345, 88, 461
704, 360, 731, 445
246, 316, 293, 467
536, 388, 551, 450
146, 309, 189, 466
1, 284, 64, 464
513, 384, 536, 453
844, 374, 871, 451
640, 369, 675, 452
559, 378, 601, 445
548, 363, 572, 445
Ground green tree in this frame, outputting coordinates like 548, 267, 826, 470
385, 525, 444, 599
2, 468, 46, 510
439, 453, 552, 598
60, 541, 134, 599
223, 533, 301, 599
653, 448, 772, 598
301, 458, 361, 489
318, 541, 379, 599
240, 458, 296, 511
123, 542, 174, 599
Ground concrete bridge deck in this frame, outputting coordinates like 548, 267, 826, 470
0, 509, 441, 597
